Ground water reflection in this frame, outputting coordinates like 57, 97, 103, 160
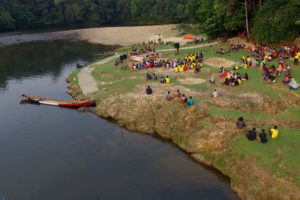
0, 40, 117, 89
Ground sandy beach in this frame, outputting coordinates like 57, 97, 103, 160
0, 24, 188, 46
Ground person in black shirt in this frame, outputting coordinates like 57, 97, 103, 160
237, 117, 246, 129
246, 128, 256, 141
146, 85, 152, 95
257, 129, 267, 143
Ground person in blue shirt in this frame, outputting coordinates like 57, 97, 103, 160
146, 73, 152, 80
187, 96, 194, 106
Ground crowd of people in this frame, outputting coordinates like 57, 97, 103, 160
173, 52, 205, 73
129, 51, 205, 73
219, 66, 248, 87
220, 46, 299, 90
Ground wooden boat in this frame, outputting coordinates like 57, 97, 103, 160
18, 93, 94, 108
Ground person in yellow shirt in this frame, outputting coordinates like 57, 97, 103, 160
165, 76, 170, 83
294, 52, 300, 65
174, 66, 179, 73
179, 65, 184, 72
237, 79, 242, 85
269, 125, 279, 139
241, 56, 245, 62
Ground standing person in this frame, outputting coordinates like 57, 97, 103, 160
257, 129, 267, 143
146, 85, 152, 95
237, 117, 246, 129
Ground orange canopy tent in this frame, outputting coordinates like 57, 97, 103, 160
183, 34, 194, 39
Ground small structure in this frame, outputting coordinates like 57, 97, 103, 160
183, 34, 194, 39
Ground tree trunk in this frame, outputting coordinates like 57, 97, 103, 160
252, 0, 256, 12
245, 0, 250, 39
258, 0, 262, 8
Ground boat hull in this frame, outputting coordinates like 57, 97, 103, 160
18, 93, 94, 108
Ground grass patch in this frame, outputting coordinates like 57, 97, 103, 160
208, 106, 272, 121
230, 128, 300, 182
68, 68, 82, 86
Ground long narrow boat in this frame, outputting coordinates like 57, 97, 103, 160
18, 93, 93, 108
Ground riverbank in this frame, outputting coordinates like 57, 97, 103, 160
0, 24, 191, 47
67, 40, 300, 199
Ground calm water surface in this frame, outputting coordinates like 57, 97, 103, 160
0, 40, 239, 200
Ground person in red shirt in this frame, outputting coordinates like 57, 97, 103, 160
183, 65, 188, 72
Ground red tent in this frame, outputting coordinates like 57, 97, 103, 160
183, 34, 194, 39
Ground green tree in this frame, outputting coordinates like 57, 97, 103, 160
252, 0, 300, 44
10, 4, 36, 28
0, 7, 15, 29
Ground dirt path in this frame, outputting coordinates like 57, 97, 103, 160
78, 55, 118, 95
78, 42, 217, 96
157, 42, 218, 52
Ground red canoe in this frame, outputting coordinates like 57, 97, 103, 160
18, 93, 94, 108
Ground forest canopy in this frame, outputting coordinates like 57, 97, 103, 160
0, 0, 299, 44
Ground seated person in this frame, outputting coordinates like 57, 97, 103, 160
165, 91, 172, 101
114, 59, 120, 66
257, 129, 267, 143
183, 65, 188, 72
237, 78, 242, 85
246, 128, 257, 141
210, 76, 215, 84
233, 65, 239, 70
176, 90, 182, 98
236, 117, 246, 129
180, 94, 187, 103
146, 85, 152, 95
212, 89, 218, 98
219, 66, 225, 75
174, 66, 179, 73
146, 73, 152, 80
289, 79, 299, 90
187, 96, 194, 106
222, 78, 230, 86
242, 73, 248, 81
165, 76, 170, 84
282, 75, 289, 84
160, 76, 165, 83
267, 75, 276, 83
220, 69, 228, 78
269, 126, 279, 139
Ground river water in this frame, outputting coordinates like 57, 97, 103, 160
0, 40, 238, 200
